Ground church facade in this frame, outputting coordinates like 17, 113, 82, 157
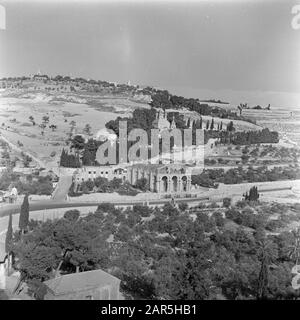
73, 163, 193, 194
126, 164, 192, 194
152, 109, 176, 131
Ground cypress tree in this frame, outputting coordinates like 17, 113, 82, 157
199, 117, 203, 129
5, 213, 13, 253
220, 121, 223, 130
82, 149, 92, 166
250, 187, 254, 200
255, 186, 260, 200
63, 148, 68, 166
257, 241, 271, 300
76, 154, 81, 167
206, 120, 210, 130
60, 148, 67, 167
59, 149, 63, 166
257, 251, 268, 300
245, 186, 260, 201
66, 152, 71, 167
210, 118, 214, 130
19, 194, 29, 232
227, 121, 234, 132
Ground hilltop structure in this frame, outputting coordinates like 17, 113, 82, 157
152, 109, 176, 132
2, 186, 18, 203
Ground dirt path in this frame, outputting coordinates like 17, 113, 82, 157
0, 130, 46, 168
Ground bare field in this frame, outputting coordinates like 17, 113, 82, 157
0, 93, 146, 167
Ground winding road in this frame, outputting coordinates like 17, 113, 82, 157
0, 130, 47, 168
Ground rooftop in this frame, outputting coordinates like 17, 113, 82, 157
44, 269, 120, 296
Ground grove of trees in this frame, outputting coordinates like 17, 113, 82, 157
9, 201, 300, 300
192, 165, 300, 187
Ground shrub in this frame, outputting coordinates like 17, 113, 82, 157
235, 200, 248, 209
225, 208, 241, 223
115, 225, 133, 242
265, 219, 284, 232
135, 178, 149, 191
64, 209, 80, 222
133, 205, 152, 217
223, 197, 232, 208
208, 202, 219, 208
178, 202, 188, 212
212, 211, 225, 227
96, 202, 115, 213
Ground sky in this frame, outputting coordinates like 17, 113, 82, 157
0, 0, 299, 100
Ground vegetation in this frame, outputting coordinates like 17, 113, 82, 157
210, 128, 279, 145
9, 201, 300, 300
69, 177, 140, 197
134, 178, 149, 192
59, 110, 280, 169
192, 165, 300, 187
244, 186, 260, 202
0, 170, 54, 195
59, 148, 81, 168
150, 90, 256, 124
230, 128, 279, 145
19, 194, 30, 232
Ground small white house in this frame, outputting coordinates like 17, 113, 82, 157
3, 187, 18, 203
11, 187, 18, 197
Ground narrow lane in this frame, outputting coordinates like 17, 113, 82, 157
51, 175, 73, 201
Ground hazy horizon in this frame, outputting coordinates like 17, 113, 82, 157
0, 0, 299, 106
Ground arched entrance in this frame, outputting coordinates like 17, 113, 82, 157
161, 176, 168, 193
172, 176, 178, 192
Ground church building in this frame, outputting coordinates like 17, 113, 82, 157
152, 109, 176, 132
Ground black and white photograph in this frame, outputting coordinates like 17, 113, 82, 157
0, 0, 300, 304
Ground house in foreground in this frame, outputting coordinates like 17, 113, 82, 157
43, 269, 121, 300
